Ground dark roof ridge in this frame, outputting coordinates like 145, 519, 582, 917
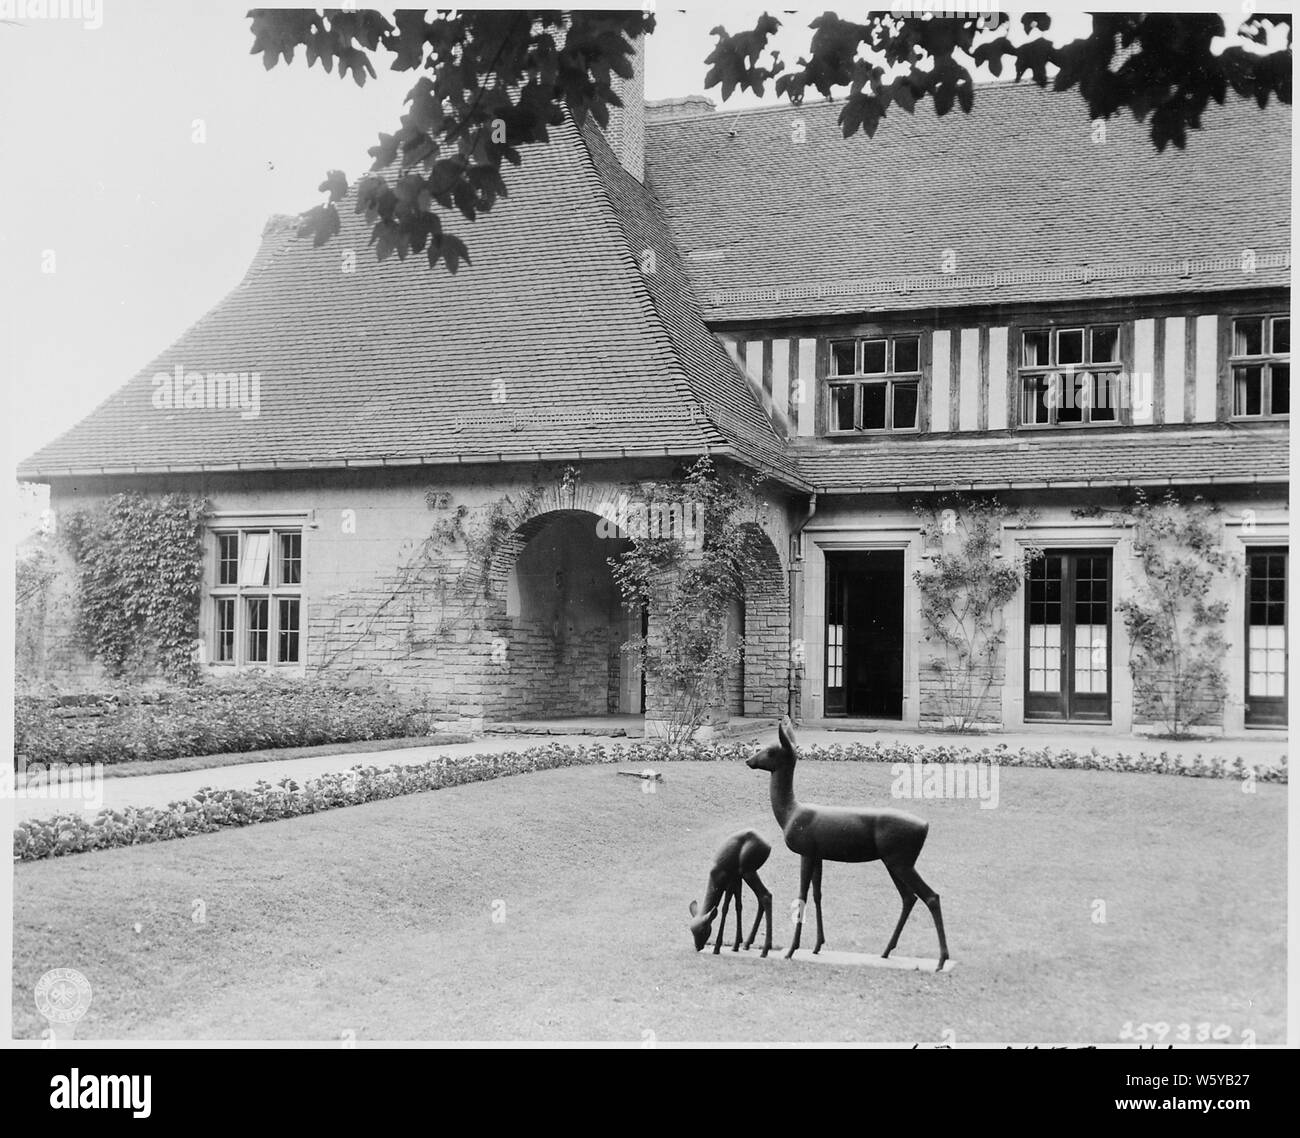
645, 77, 1087, 128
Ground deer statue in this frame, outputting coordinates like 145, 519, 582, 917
688, 830, 774, 957
747, 718, 949, 969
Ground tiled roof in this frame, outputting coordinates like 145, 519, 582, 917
645, 83, 1290, 323
578, 119, 801, 484
794, 428, 1289, 493
19, 119, 801, 485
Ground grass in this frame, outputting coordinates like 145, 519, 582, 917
11, 761, 1285, 1043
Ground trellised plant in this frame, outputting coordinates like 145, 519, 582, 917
60, 493, 208, 683
317, 482, 543, 668
1110, 490, 1238, 738
913, 496, 1039, 732
609, 456, 767, 745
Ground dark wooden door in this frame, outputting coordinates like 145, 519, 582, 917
825, 552, 904, 719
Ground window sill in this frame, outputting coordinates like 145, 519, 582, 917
824, 428, 922, 438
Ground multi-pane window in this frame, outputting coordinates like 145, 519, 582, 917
1246, 549, 1287, 726
1020, 324, 1122, 426
826, 623, 844, 690
210, 528, 303, 665
1026, 556, 1062, 693
827, 334, 921, 432
1025, 551, 1112, 722
1231, 316, 1289, 418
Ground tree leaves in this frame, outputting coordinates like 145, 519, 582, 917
254, 9, 1291, 273
298, 202, 340, 248
253, 8, 652, 273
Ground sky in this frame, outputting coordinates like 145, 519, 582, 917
0, 1, 1279, 509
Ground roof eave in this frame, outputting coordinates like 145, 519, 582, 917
813, 473, 1290, 495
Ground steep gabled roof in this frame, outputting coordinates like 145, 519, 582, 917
19, 118, 803, 487
645, 82, 1290, 323
578, 118, 801, 484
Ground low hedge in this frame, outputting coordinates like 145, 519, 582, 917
13, 739, 1286, 861
14, 676, 443, 767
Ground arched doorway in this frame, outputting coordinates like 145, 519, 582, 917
485, 509, 637, 720
738, 523, 788, 718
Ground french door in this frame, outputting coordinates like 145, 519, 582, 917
1245, 548, 1287, 726
1025, 550, 1112, 722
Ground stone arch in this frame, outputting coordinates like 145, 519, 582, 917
481, 506, 637, 721
737, 522, 789, 718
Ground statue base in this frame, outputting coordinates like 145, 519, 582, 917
707, 947, 954, 972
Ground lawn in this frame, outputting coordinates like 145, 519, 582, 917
11, 761, 1287, 1043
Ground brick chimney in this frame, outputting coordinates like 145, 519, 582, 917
604, 33, 646, 181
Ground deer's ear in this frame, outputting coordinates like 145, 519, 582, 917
779, 718, 798, 755
689, 900, 699, 918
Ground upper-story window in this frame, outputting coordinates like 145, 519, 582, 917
1231, 315, 1289, 418
210, 527, 303, 665
827, 334, 921, 433
1019, 324, 1122, 427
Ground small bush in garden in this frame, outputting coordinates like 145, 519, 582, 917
14, 675, 441, 768
13, 739, 1285, 862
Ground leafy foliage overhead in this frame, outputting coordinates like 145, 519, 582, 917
706, 11, 1291, 150
248, 7, 654, 270
249, 9, 1291, 271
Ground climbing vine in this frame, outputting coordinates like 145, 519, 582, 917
609, 456, 768, 744
913, 495, 1039, 732
1106, 490, 1238, 738
317, 482, 544, 669
60, 492, 208, 683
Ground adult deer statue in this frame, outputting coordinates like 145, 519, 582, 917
688, 829, 774, 957
747, 718, 949, 969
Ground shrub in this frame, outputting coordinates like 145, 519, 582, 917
14, 675, 440, 767
13, 739, 1285, 861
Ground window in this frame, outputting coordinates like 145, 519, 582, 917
827, 334, 922, 432
1019, 324, 1122, 426
1231, 315, 1289, 418
210, 527, 304, 665
1245, 548, 1287, 726
1024, 550, 1112, 723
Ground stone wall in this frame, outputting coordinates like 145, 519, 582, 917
39, 462, 800, 727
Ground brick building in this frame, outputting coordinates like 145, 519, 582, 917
19, 67, 1289, 735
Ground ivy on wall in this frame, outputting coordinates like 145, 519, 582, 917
61, 493, 208, 683
317, 482, 544, 670
608, 456, 768, 743
1108, 491, 1238, 738
913, 495, 1040, 732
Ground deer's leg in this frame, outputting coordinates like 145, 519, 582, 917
742, 870, 772, 957
712, 889, 732, 955
897, 865, 949, 970
811, 858, 826, 954
731, 886, 743, 952
786, 855, 814, 959
881, 864, 918, 959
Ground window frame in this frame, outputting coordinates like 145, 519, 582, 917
1244, 545, 1287, 726
208, 525, 305, 668
1018, 323, 1126, 429
825, 333, 924, 435
1229, 314, 1289, 420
